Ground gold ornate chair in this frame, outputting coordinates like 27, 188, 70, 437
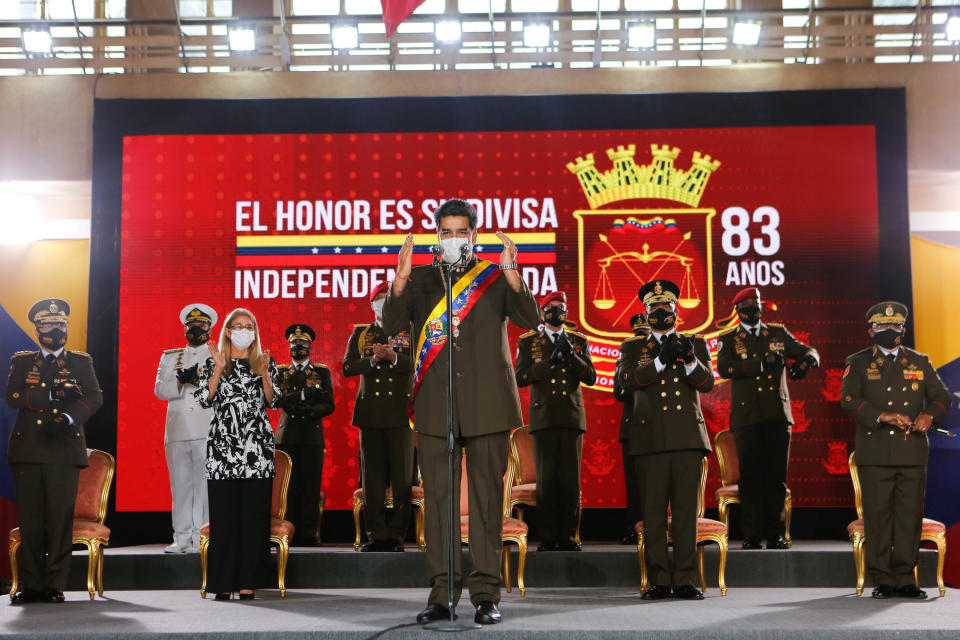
635, 456, 729, 596
200, 449, 295, 598
459, 451, 528, 596
714, 429, 792, 546
352, 475, 426, 551
9, 449, 115, 601
505, 425, 582, 545
846, 451, 946, 597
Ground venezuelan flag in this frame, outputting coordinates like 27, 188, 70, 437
235, 232, 556, 267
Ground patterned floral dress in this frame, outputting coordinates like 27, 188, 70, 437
195, 357, 280, 479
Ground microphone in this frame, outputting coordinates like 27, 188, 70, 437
431, 245, 442, 268
459, 243, 470, 265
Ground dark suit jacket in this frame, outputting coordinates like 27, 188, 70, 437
717, 322, 819, 429
613, 358, 634, 444
515, 329, 597, 432
6, 349, 103, 467
618, 333, 714, 457
382, 258, 540, 438
840, 345, 952, 467
275, 362, 335, 446
342, 322, 413, 429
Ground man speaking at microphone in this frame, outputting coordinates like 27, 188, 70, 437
382, 199, 540, 625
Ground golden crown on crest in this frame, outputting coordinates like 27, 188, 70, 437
566, 144, 721, 209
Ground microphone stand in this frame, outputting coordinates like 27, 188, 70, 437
426, 244, 481, 632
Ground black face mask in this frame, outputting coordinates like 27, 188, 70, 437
290, 344, 311, 361
873, 329, 903, 350
39, 328, 67, 350
647, 307, 677, 331
543, 306, 567, 327
185, 325, 210, 346
738, 305, 762, 325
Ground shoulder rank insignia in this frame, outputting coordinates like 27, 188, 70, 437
164, 347, 185, 355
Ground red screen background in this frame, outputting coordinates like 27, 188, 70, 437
118, 126, 879, 512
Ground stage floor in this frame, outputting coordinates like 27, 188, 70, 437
1, 587, 955, 639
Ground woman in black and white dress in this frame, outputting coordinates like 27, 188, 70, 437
196, 307, 279, 601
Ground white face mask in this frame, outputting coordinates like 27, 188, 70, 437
439, 236, 470, 264
230, 328, 255, 351
371, 299, 385, 320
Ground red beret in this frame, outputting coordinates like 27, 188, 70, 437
539, 290, 567, 308
369, 281, 390, 303
732, 287, 760, 306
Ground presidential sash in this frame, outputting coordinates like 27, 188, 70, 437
409, 260, 502, 420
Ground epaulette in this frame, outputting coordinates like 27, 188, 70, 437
519, 330, 538, 340
566, 330, 589, 341
354, 323, 371, 329
276, 364, 291, 371
622, 335, 647, 343
13, 350, 35, 356
767, 322, 784, 329
314, 363, 329, 369
718, 326, 737, 337
163, 347, 185, 355
70, 350, 92, 358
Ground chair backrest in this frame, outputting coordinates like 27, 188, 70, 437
74, 449, 115, 524
509, 425, 536, 485
273, 449, 293, 520
848, 451, 864, 520
714, 430, 739, 486
697, 456, 709, 518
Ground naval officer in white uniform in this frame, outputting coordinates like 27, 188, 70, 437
154, 304, 219, 553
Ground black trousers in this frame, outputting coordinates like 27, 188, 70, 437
14, 463, 80, 592
419, 430, 509, 607
637, 450, 703, 588
206, 478, 272, 593
732, 421, 790, 540
276, 444, 324, 544
859, 464, 926, 588
621, 441, 643, 530
360, 426, 415, 544
533, 428, 583, 542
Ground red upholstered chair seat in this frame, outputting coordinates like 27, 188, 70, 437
511, 483, 537, 503
715, 484, 739, 499
73, 521, 111, 539
271, 518, 295, 538
459, 516, 528, 537
633, 519, 726, 536
353, 485, 425, 502
200, 524, 210, 537
847, 518, 864, 535
922, 518, 946, 535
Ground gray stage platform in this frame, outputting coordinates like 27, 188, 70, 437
1, 587, 956, 640
63, 541, 943, 592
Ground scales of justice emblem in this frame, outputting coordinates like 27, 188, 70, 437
566, 144, 722, 384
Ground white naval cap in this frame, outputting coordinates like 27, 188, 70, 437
179, 303, 218, 326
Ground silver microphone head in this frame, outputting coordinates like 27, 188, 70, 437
431, 245, 443, 257
459, 244, 470, 258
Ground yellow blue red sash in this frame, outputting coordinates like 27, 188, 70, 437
409, 260, 502, 419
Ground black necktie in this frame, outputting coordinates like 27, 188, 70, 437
887, 353, 896, 364
45, 354, 56, 365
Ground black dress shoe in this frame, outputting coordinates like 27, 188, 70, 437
10, 589, 42, 605
537, 540, 558, 552
238, 592, 255, 601
474, 600, 501, 625
417, 603, 454, 624
621, 531, 639, 545
214, 592, 232, 601
766, 536, 790, 549
43, 589, 65, 603
674, 584, 704, 600
388, 541, 405, 552
640, 585, 673, 600
742, 538, 762, 550
558, 539, 582, 551
871, 584, 893, 599
360, 540, 386, 552
895, 584, 928, 599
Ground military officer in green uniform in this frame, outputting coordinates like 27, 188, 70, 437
343, 281, 415, 552
717, 287, 819, 550
618, 280, 714, 600
275, 324, 335, 546
384, 199, 540, 625
515, 290, 597, 552
840, 301, 952, 599
615, 312, 649, 544
6, 299, 103, 604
